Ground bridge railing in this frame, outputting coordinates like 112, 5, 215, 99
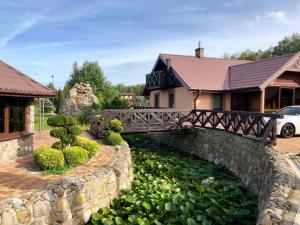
179, 109, 282, 146
103, 109, 190, 132
102, 108, 282, 146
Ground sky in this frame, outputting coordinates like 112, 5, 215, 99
0, 0, 300, 88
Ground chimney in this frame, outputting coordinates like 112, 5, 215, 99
166, 58, 171, 70
195, 41, 204, 58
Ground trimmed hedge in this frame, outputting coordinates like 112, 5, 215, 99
64, 146, 88, 167
47, 115, 68, 127
67, 125, 81, 136
51, 141, 63, 150
33, 147, 64, 170
105, 131, 123, 146
109, 119, 123, 132
50, 127, 67, 139
76, 136, 100, 158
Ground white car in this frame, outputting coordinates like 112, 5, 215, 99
276, 106, 300, 138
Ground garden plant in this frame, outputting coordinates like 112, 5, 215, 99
105, 119, 124, 146
90, 134, 257, 225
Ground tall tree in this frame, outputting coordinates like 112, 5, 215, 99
224, 33, 300, 61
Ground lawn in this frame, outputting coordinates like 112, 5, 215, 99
89, 134, 257, 225
34, 113, 55, 130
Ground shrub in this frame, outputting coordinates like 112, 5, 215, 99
64, 146, 88, 167
48, 115, 81, 149
105, 131, 123, 146
47, 115, 68, 127
33, 147, 64, 170
109, 119, 123, 132
76, 137, 100, 158
67, 125, 81, 136
50, 127, 67, 139
51, 141, 63, 150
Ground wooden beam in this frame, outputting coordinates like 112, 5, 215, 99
260, 89, 265, 113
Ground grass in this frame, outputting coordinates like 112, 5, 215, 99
42, 165, 71, 175
34, 113, 55, 130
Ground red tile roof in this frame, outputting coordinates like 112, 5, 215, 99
159, 52, 300, 91
0, 60, 55, 97
160, 54, 250, 91
229, 53, 296, 90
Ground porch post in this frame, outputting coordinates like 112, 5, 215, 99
260, 89, 265, 113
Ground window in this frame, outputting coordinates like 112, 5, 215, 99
168, 93, 175, 108
9, 99, 25, 133
154, 93, 160, 108
277, 107, 300, 116
0, 97, 28, 140
213, 93, 223, 110
265, 87, 279, 111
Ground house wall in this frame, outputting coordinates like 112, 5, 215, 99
194, 92, 213, 109
0, 99, 34, 163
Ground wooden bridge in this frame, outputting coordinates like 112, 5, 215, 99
93, 108, 282, 146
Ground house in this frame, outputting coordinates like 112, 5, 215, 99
143, 47, 300, 113
0, 60, 55, 163
120, 92, 135, 101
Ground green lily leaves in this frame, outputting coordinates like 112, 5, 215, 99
90, 134, 257, 225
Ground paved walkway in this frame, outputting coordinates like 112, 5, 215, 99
0, 132, 115, 201
277, 136, 300, 154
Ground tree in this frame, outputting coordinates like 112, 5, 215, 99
66, 61, 118, 104
224, 33, 300, 60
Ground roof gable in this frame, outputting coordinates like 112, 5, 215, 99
229, 53, 298, 90
159, 54, 249, 91
0, 60, 55, 97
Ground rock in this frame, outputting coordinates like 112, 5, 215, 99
75, 193, 87, 206
16, 209, 31, 223
82, 209, 91, 223
10, 197, 23, 210
1, 211, 15, 225
59, 83, 99, 115
42, 191, 56, 202
33, 200, 48, 218
56, 198, 69, 212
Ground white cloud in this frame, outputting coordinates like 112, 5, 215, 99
297, 3, 300, 10
223, 0, 243, 7
0, 15, 44, 48
265, 11, 289, 23
171, 5, 198, 13
22, 41, 74, 50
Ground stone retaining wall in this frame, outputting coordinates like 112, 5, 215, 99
0, 142, 133, 225
150, 129, 299, 225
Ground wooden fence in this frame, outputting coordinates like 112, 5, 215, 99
103, 109, 190, 132
102, 109, 282, 146
180, 109, 282, 146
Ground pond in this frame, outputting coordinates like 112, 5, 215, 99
89, 134, 258, 225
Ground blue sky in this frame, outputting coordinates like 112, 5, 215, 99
0, 0, 300, 88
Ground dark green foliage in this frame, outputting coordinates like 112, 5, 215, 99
76, 137, 100, 158
224, 33, 300, 60
103, 96, 130, 109
64, 146, 88, 167
47, 115, 68, 127
67, 125, 82, 135
33, 147, 64, 170
77, 103, 102, 125
105, 131, 123, 146
51, 141, 63, 150
109, 119, 123, 132
50, 127, 67, 139
113, 83, 145, 96
48, 115, 80, 149
90, 136, 258, 225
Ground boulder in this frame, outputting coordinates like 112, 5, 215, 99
59, 83, 99, 115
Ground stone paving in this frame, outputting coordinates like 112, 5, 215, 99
276, 136, 300, 154
0, 131, 115, 201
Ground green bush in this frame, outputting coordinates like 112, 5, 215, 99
67, 125, 81, 136
51, 141, 63, 150
47, 115, 68, 127
109, 119, 123, 132
105, 131, 123, 146
33, 147, 64, 170
76, 137, 100, 158
50, 127, 67, 139
48, 115, 81, 149
64, 146, 88, 167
